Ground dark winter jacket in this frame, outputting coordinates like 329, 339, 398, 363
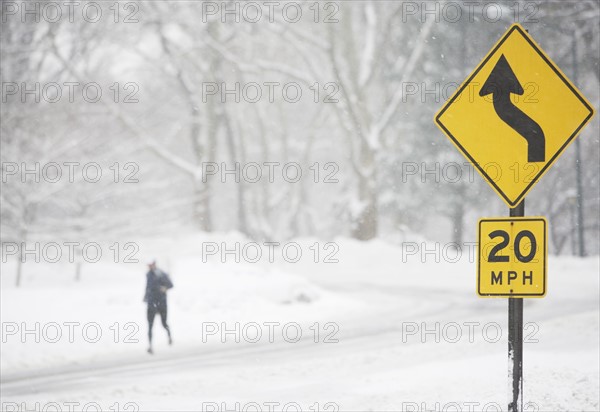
144, 269, 173, 305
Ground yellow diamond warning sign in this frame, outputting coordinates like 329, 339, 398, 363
435, 24, 595, 207
478, 217, 547, 298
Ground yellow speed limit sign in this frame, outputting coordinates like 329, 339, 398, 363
478, 217, 547, 298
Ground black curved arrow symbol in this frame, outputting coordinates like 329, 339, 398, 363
480, 55, 545, 162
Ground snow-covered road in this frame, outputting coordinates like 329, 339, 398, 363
1, 237, 598, 411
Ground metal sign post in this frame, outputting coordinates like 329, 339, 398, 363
508, 200, 525, 411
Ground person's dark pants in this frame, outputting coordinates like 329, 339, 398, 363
147, 300, 171, 344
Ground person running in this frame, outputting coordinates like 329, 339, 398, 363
143, 260, 173, 354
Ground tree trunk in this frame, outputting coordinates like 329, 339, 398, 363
222, 108, 248, 235
75, 262, 82, 282
15, 230, 27, 287
192, 94, 214, 232
452, 202, 464, 246
352, 187, 378, 240
352, 146, 378, 240
15, 255, 23, 288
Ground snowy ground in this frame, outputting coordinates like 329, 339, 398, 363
1, 233, 598, 411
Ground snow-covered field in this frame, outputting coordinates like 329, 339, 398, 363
1, 233, 598, 411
